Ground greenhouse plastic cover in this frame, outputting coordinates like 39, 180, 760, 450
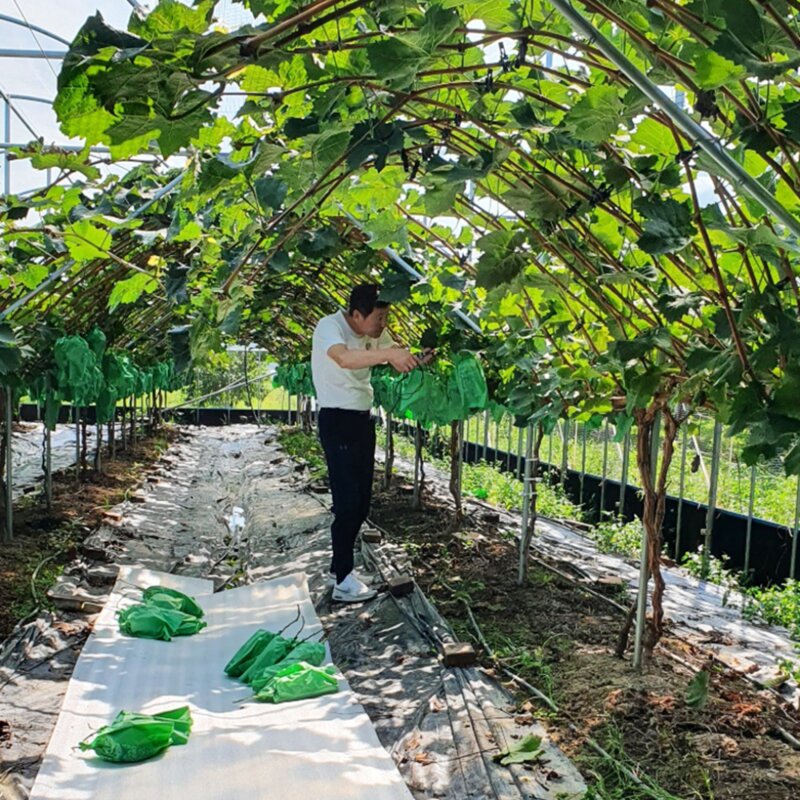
30, 566, 413, 800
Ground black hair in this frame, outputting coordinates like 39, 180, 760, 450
348, 283, 390, 317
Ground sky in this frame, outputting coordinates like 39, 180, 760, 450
0, 0, 254, 195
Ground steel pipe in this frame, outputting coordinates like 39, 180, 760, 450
546, 0, 800, 240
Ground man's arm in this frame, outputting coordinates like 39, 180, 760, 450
328, 344, 419, 373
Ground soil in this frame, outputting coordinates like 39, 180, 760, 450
371, 480, 800, 800
0, 426, 180, 639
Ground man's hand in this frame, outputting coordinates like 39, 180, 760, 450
416, 348, 436, 366
387, 347, 419, 374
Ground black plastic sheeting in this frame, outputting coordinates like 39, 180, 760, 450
17, 404, 795, 584
458, 439, 795, 587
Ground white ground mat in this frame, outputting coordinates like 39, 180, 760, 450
30, 568, 413, 800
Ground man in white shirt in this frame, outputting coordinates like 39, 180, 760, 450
312, 284, 424, 603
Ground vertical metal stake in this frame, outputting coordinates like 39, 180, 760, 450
579, 423, 587, 506
506, 416, 513, 472
74, 405, 80, 481
791, 478, 800, 579
3, 386, 12, 543
560, 419, 570, 487
518, 424, 534, 585
702, 420, 723, 578
620, 430, 630, 518
744, 465, 756, 578
4, 99, 10, 196
600, 421, 609, 518
675, 426, 688, 560
45, 424, 52, 509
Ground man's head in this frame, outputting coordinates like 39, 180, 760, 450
347, 284, 390, 338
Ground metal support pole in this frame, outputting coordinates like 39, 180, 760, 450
3, 98, 10, 196
94, 423, 102, 473
483, 409, 490, 462
744, 465, 756, 578
3, 386, 12, 543
701, 421, 723, 578
560, 419, 570, 487
579, 423, 587, 505
0, 14, 71, 46
456, 419, 464, 505
412, 422, 423, 508
506, 416, 513, 471
792, 478, 800, 579
518, 424, 534, 585
45, 424, 52, 509
494, 419, 500, 465
74, 406, 80, 481
619, 431, 630, 517
546, 0, 800, 241
675, 425, 688, 560
600, 422, 609, 517
0, 49, 67, 59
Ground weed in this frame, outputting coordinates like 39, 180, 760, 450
681, 548, 800, 639
579, 720, 713, 800
277, 426, 327, 480
591, 515, 643, 558
747, 578, 800, 638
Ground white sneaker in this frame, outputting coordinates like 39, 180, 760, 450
332, 572, 377, 603
326, 569, 367, 587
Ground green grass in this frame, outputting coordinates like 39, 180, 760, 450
590, 516, 644, 559
462, 412, 798, 530
578, 720, 713, 800
379, 425, 581, 521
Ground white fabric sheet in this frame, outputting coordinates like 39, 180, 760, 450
30, 570, 413, 800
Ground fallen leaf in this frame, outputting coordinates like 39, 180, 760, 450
493, 735, 544, 766
686, 670, 710, 709
52, 621, 84, 636
429, 697, 445, 712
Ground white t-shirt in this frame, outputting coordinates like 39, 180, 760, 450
311, 311, 394, 411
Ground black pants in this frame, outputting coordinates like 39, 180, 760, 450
318, 408, 376, 584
